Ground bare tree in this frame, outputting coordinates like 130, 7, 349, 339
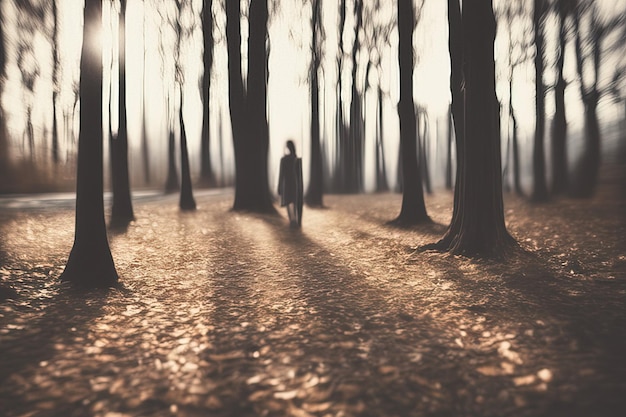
570, 0, 625, 197
305, 0, 325, 207
551, 0, 574, 195
391, 0, 429, 226
227, 0, 274, 212
110, 0, 135, 226
61, 0, 118, 288
199, 0, 216, 187
532, 0, 549, 202
430, 0, 516, 257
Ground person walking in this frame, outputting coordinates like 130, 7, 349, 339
278, 140, 303, 227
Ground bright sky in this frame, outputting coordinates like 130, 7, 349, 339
1, 0, 624, 191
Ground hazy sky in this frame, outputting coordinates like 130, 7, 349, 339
1, 0, 624, 191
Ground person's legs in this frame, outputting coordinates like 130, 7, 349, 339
287, 203, 296, 225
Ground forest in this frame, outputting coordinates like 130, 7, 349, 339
1, 0, 625, 416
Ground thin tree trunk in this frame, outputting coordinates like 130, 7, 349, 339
200, 0, 215, 187
165, 129, 179, 193
110, 0, 134, 226
140, 5, 151, 185
445, 105, 453, 190
306, 0, 323, 207
551, 2, 568, 195
376, 86, 389, 192
61, 0, 118, 288
532, 0, 549, 202
392, 0, 429, 226
51, 0, 59, 165
179, 91, 196, 210
418, 110, 432, 194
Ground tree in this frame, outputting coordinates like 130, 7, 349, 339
51, 0, 60, 165
391, 0, 429, 226
570, 0, 625, 198
532, 0, 549, 202
499, 0, 530, 196
60, 0, 118, 288
305, 0, 324, 207
551, 0, 573, 195
0, 1, 8, 170
226, 0, 274, 212
164, 127, 179, 194
199, 0, 216, 187
174, 0, 196, 211
110, 0, 135, 226
430, 0, 515, 258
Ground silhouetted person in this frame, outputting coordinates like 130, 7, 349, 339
278, 140, 303, 227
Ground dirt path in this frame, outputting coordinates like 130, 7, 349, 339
1, 190, 625, 416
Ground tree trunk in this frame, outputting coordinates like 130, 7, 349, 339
432, 0, 515, 258
445, 105, 453, 190
200, 0, 216, 187
551, 3, 568, 195
165, 129, 179, 193
227, 0, 274, 212
376, 86, 389, 192
447, 0, 465, 229
571, 97, 601, 197
179, 91, 196, 210
140, 7, 151, 185
532, 0, 549, 202
110, 0, 134, 226
392, 0, 429, 226
51, 0, 59, 165
306, 0, 323, 207
61, 0, 118, 288
418, 110, 432, 194
509, 73, 523, 196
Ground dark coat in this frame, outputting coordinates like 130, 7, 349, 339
278, 154, 298, 206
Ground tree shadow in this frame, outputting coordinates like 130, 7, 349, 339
0, 279, 114, 414
255, 214, 469, 415
423, 248, 626, 416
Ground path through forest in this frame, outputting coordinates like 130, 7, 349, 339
1, 188, 625, 416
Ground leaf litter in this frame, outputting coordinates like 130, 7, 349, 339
0, 190, 625, 416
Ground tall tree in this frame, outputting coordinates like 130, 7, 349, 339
532, 0, 549, 202
430, 0, 515, 257
0, 0, 8, 169
444, 106, 453, 190
333, 0, 347, 192
375, 85, 389, 192
140, 4, 151, 185
164, 128, 179, 193
199, 0, 216, 187
305, 0, 324, 207
392, 0, 429, 226
447, 0, 464, 225
570, 1, 624, 197
110, 0, 135, 226
61, 0, 118, 287
51, 0, 60, 165
174, 0, 196, 210
551, 0, 572, 195
226, 0, 274, 212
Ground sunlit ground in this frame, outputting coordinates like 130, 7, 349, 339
1, 171, 625, 416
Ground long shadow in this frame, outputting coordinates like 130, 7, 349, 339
425, 248, 626, 416
257, 213, 626, 416
0, 280, 111, 416
257, 214, 469, 416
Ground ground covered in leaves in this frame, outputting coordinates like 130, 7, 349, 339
0, 184, 625, 417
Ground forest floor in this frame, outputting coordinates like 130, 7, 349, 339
0, 176, 625, 416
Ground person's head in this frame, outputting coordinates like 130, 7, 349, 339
286, 140, 296, 155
